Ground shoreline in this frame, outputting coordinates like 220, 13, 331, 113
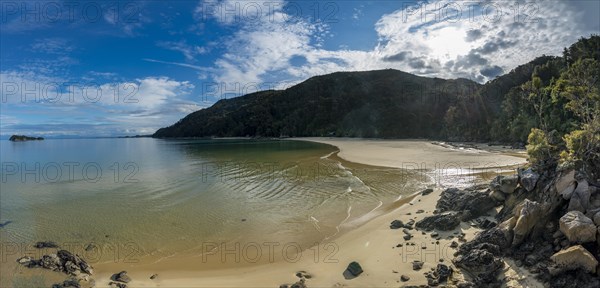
11, 138, 528, 287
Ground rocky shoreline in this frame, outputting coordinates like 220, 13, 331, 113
277, 166, 599, 288
398, 167, 599, 287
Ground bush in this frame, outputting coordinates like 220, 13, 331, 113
561, 128, 600, 179
526, 128, 554, 167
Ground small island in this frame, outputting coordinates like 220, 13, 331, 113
9, 135, 44, 141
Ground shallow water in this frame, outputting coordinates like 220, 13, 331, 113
0, 138, 430, 284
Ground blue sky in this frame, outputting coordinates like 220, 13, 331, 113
1, 0, 599, 137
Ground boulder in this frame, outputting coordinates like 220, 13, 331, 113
17, 249, 93, 276
40, 254, 61, 271
559, 211, 597, 243
568, 180, 590, 213
512, 199, 545, 246
345, 261, 363, 277
555, 170, 576, 199
453, 249, 504, 279
112, 271, 131, 283
436, 263, 453, 282
594, 211, 600, 226
57, 250, 93, 275
412, 260, 424, 270
436, 188, 496, 220
390, 220, 404, 229
550, 245, 598, 274
421, 188, 434, 196
518, 168, 539, 192
415, 212, 460, 231
491, 175, 518, 193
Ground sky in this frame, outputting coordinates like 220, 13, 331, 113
1, 0, 599, 137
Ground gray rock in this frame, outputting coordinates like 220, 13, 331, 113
491, 175, 518, 193
112, 271, 131, 283
518, 168, 539, 192
412, 260, 424, 270
401, 275, 410, 281
390, 220, 404, 229
16, 256, 33, 265
560, 211, 597, 243
345, 261, 363, 277
453, 249, 504, 282
109, 282, 127, 288
436, 263, 453, 282
556, 170, 576, 199
594, 212, 600, 226
437, 188, 496, 220
40, 254, 61, 271
421, 188, 434, 196
568, 180, 590, 213
415, 212, 460, 231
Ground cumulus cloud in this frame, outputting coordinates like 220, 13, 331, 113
188, 0, 592, 85
0, 71, 198, 136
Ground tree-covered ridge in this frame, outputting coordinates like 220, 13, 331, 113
154, 36, 599, 170
154, 69, 483, 139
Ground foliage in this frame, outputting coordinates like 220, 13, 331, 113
526, 128, 554, 167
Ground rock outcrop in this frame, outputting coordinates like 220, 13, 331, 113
512, 199, 546, 246
415, 212, 460, 231
491, 175, 519, 193
436, 187, 496, 220
17, 250, 93, 276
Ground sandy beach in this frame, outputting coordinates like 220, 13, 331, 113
87, 139, 527, 287
294, 138, 527, 170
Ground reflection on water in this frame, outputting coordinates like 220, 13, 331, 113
0, 138, 431, 283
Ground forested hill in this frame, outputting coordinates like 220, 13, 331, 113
154, 36, 599, 143
154, 70, 482, 139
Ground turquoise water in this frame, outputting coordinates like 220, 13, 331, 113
0, 138, 428, 278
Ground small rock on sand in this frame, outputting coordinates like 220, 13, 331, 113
412, 260, 424, 270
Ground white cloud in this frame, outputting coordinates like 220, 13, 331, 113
193, 0, 593, 85
0, 71, 198, 136
157, 40, 208, 61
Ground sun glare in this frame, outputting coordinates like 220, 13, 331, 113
426, 26, 474, 60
